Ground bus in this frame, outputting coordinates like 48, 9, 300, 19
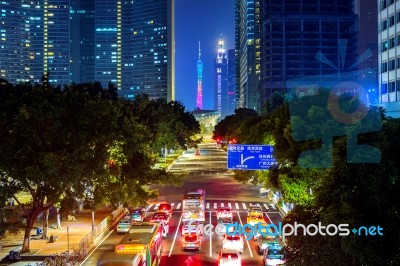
182, 189, 206, 222
97, 222, 163, 266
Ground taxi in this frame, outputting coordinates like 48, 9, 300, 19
116, 216, 131, 234
263, 243, 286, 266
247, 211, 265, 226
257, 234, 279, 254
129, 208, 146, 222
181, 232, 202, 251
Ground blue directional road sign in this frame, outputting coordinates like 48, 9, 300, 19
227, 144, 277, 170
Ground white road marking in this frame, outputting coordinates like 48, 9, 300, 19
170, 203, 174, 207
263, 203, 269, 210
237, 212, 253, 258
209, 211, 213, 257
147, 204, 153, 211
271, 204, 276, 210
168, 214, 183, 257
176, 203, 181, 209
154, 204, 160, 210
228, 203, 232, 208
206, 202, 210, 209
235, 203, 240, 209
221, 203, 224, 207
264, 212, 273, 224
242, 203, 247, 209
214, 203, 217, 209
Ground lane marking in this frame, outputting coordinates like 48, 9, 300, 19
271, 204, 277, 210
242, 203, 247, 209
263, 203, 269, 210
237, 212, 253, 258
80, 225, 115, 265
170, 203, 174, 207
206, 202, 210, 209
228, 203, 232, 209
221, 203, 224, 207
264, 212, 273, 224
209, 211, 212, 257
154, 204, 160, 210
213, 203, 217, 209
168, 214, 183, 257
147, 204, 153, 211
176, 203, 181, 209
235, 203, 239, 209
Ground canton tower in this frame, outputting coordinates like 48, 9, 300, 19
196, 42, 203, 109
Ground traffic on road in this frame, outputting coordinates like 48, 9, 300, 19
80, 143, 284, 266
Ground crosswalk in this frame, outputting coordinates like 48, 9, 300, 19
146, 202, 277, 212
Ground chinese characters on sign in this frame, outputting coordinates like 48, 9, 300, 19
227, 144, 277, 170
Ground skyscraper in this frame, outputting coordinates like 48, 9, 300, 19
235, 0, 261, 111
377, 0, 400, 118
259, 0, 358, 105
214, 37, 229, 119
196, 42, 203, 109
228, 49, 236, 114
128, 0, 175, 101
70, 0, 95, 84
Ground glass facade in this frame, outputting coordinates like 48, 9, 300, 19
235, 0, 261, 111
227, 48, 236, 115
70, 0, 95, 84
377, 0, 400, 117
214, 37, 229, 119
259, 0, 358, 104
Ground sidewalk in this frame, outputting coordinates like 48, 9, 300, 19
0, 207, 115, 265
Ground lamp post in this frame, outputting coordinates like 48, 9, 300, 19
67, 226, 70, 259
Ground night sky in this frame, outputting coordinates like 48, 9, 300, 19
175, 0, 235, 111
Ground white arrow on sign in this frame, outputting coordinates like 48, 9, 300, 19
241, 154, 254, 164
184, 256, 194, 266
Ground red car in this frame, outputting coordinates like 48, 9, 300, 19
150, 212, 170, 225
157, 203, 173, 216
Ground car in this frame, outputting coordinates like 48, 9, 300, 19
217, 249, 241, 266
150, 212, 170, 224
256, 235, 279, 254
129, 208, 146, 222
157, 203, 173, 216
216, 207, 233, 220
247, 211, 265, 226
181, 232, 202, 251
222, 234, 244, 253
116, 216, 131, 234
263, 244, 286, 266
217, 217, 234, 233
181, 220, 202, 236
248, 204, 263, 213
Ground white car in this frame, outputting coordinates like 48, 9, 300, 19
116, 216, 131, 234
222, 234, 244, 253
263, 244, 286, 266
181, 220, 202, 235
248, 204, 263, 213
216, 207, 233, 220
218, 249, 241, 266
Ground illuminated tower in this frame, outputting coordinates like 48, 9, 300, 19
196, 42, 203, 109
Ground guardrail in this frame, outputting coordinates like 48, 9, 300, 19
73, 206, 127, 261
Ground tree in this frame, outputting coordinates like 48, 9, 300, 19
0, 82, 121, 252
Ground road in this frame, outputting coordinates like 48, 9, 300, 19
82, 143, 283, 266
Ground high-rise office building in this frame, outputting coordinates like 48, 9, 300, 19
43, 0, 70, 85
259, 0, 358, 105
227, 49, 236, 114
128, 0, 175, 101
0, 0, 70, 86
377, 0, 400, 118
196, 42, 203, 109
70, 0, 95, 84
235, 0, 261, 111
214, 37, 229, 119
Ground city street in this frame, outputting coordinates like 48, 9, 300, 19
82, 143, 283, 265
